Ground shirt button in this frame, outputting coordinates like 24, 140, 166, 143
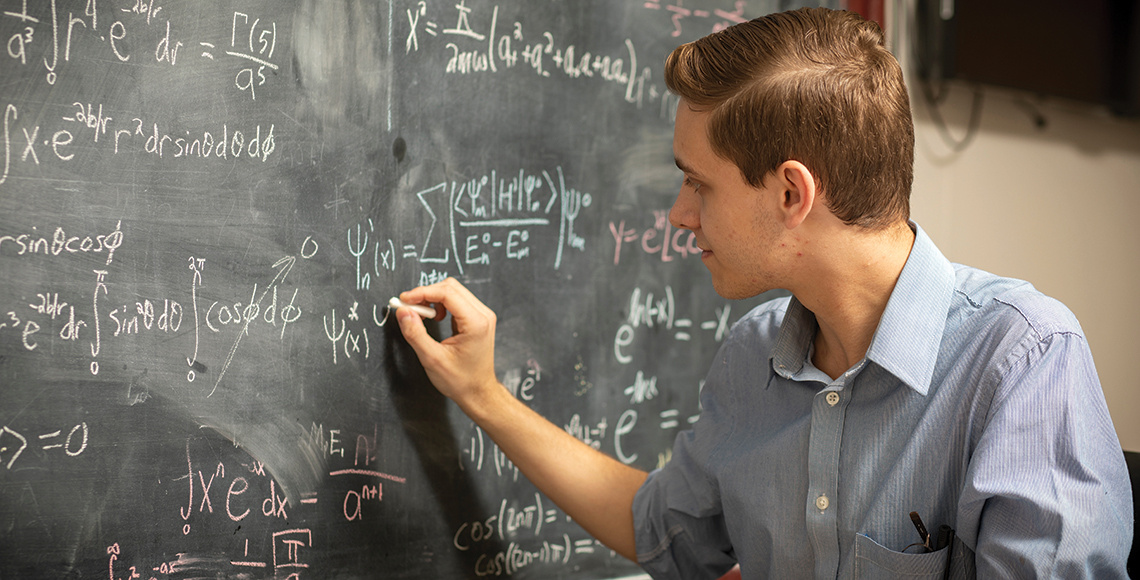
815, 495, 830, 511
825, 392, 840, 406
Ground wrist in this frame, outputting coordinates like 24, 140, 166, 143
455, 378, 513, 424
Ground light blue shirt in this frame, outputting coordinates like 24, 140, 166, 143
633, 224, 1133, 579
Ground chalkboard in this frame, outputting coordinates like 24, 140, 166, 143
0, 1, 821, 577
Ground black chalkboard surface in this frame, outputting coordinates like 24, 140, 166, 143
1, 1, 820, 577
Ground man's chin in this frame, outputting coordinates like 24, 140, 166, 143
709, 279, 747, 301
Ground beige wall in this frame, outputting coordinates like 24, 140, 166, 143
886, 0, 1140, 451
907, 81, 1140, 451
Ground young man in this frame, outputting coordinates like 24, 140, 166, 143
394, 7, 1133, 579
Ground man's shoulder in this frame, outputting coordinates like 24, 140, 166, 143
715, 294, 794, 356
951, 264, 1084, 340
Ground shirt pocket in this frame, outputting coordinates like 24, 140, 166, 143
852, 533, 949, 579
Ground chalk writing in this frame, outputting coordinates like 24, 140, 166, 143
405, 1, 654, 108
658, 404, 701, 430
1, 0, 290, 93
453, 493, 558, 552
613, 285, 734, 364
0, 0, 290, 191
408, 165, 592, 275
564, 414, 607, 450
0, 1, 762, 577
208, 255, 299, 396
165, 428, 406, 575
228, 11, 279, 100
320, 299, 402, 365
308, 423, 408, 522
463, 424, 521, 482
625, 370, 658, 404
609, 209, 701, 266
501, 359, 541, 402
0, 102, 78, 181
106, 531, 319, 577
89, 269, 105, 375
131, 118, 277, 162
451, 491, 619, 577
475, 534, 575, 576
185, 257, 205, 381
642, 0, 749, 37
0, 220, 123, 263
0, 421, 88, 469
614, 409, 639, 464
0, 102, 278, 191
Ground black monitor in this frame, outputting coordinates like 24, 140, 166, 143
915, 0, 1140, 116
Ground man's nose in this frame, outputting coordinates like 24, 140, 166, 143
669, 185, 697, 231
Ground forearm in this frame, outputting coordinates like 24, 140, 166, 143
459, 383, 648, 561
392, 280, 648, 561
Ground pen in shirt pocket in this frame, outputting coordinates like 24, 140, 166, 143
935, 523, 955, 579
909, 511, 956, 578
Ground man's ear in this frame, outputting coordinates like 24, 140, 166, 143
775, 160, 817, 230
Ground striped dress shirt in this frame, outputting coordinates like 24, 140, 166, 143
633, 224, 1133, 579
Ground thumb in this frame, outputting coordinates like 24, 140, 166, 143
396, 307, 441, 360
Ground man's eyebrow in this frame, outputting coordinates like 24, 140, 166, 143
674, 157, 699, 178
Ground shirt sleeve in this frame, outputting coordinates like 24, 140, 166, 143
632, 341, 740, 580
959, 326, 1133, 577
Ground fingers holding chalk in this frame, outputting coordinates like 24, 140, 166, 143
389, 297, 437, 319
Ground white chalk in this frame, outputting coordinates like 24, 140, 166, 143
389, 297, 436, 318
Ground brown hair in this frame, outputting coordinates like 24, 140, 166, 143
664, 8, 913, 229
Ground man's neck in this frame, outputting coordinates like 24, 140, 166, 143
798, 222, 916, 380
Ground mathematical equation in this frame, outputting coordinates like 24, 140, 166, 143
1, 1, 760, 577
614, 284, 734, 364
106, 533, 315, 580
3, 0, 280, 98
402, 0, 757, 109
344, 165, 593, 291
3, 0, 751, 91
1, 0, 283, 190
453, 492, 612, 577
125, 425, 407, 578
610, 209, 702, 266
0, 227, 300, 386
0, 421, 88, 469
0, 162, 598, 382
0, 100, 278, 191
404, 0, 653, 108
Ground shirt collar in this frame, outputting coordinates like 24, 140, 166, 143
769, 296, 817, 381
768, 223, 956, 395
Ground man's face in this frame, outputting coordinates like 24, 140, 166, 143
668, 102, 785, 300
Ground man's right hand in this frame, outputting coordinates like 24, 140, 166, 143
394, 278, 501, 412
392, 277, 647, 562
